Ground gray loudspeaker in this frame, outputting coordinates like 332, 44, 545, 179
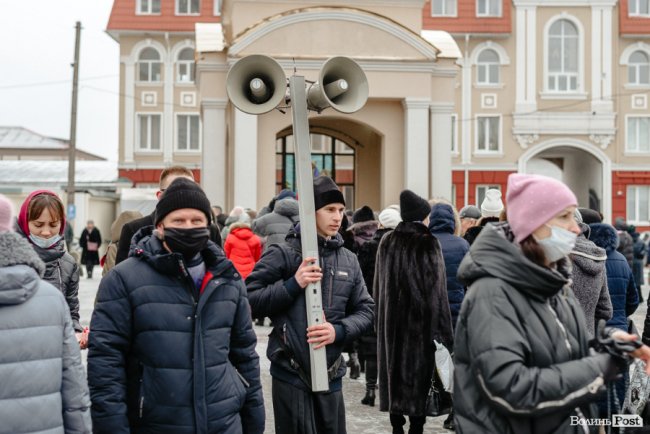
226, 55, 287, 114
307, 57, 369, 113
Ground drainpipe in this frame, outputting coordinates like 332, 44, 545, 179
463, 34, 470, 207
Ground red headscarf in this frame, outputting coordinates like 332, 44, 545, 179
17, 190, 67, 237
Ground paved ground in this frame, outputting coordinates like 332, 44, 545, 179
78, 266, 650, 434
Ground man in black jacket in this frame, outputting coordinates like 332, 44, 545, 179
115, 165, 221, 264
88, 177, 264, 433
246, 176, 374, 434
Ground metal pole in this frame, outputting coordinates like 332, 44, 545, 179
289, 75, 329, 392
67, 21, 81, 214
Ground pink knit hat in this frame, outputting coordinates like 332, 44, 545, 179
0, 194, 15, 233
506, 174, 578, 243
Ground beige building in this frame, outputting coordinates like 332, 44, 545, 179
108, 0, 650, 227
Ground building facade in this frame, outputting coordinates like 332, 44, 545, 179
108, 0, 650, 226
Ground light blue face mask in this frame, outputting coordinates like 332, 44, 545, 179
29, 233, 62, 249
535, 225, 578, 263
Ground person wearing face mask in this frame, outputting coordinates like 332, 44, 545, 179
454, 174, 650, 434
87, 177, 264, 434
15, 190, 86, 348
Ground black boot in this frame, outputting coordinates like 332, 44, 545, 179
390, 414, 405, 434
443, 409, 456, 431
349, 353, 361, 379
361, 388, 375, 406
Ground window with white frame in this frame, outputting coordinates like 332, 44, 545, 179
137, 114, 162, 151
137, 0, 160, 14
477, 49, 500, 85
627, 185, 650, 223
626, 116, 650, 152
629, 0, 650, 17
432, 0, 457, 16
177, 48, 195, 83
214, 0, 222, 15
629, 51, 650, 85
177, 0, 199, 14
476, 116, 500, 152
477, 0, 501, 17
547, 19, 579, 92
476, 185, 501, 208
177, 114, 200, 151
451, 114, 458, 153
138, 48, 162, 82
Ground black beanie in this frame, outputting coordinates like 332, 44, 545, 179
155, 177, 212, 225
352, 205, 375, 224
313, 176, 345, 210
399, 189, 430, 223
578, 207, 603, 225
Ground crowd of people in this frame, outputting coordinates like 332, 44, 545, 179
3, 164, 650, 434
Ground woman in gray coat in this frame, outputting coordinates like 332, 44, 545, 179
0, 194, 91, 434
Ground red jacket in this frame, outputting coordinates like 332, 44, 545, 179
224, 227, 262, 279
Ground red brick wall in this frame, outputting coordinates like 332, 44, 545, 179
619, 0, 650, 35
119, 168, 202, 186
613, 171, 650, 231
452, 170, 515, 207
422, 0, 511, 34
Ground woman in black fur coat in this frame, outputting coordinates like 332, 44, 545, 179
376, 190, 453, 434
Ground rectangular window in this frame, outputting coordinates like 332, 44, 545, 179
477, 0, 501, 17
177, 62, 195, 83
630, 0, 650, 16
476, 185, 501, 208
432, 0, 457, 16
177, 0, 200, 14
138, 0, 161, 14
628, 186, 650, 223
626, 116, 650, 152
451, 114, 458, 153
476, 116, 500, 152
177, 114, 200, 151
137, 114, 162, 151
214, 0, 222, 15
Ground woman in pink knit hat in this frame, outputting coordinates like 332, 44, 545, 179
452, 173, 650, 434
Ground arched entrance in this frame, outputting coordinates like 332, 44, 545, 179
275, 117, 383, 210
518, 138, 612, 222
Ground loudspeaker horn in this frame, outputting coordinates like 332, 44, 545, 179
307, 57, 368, 113
226, 55, 287, 114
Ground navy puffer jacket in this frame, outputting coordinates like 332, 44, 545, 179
246, 228, 374, 391
588, 223, 639, 331
88, 227, 264, 434
428, 203, 469, 328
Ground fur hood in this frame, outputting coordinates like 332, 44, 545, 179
0, 232, 45, 276
588, 223, 619, 253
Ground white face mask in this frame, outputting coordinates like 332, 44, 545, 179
29, 233, 62, 249
535, 225, 578, 263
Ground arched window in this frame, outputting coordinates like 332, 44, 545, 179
547, 19, 579, 92
276, 132, 356, 206
138, 48, 162, 82
477, 49, 500, 85
629, 51, 650, 85
177, 48, 195, 83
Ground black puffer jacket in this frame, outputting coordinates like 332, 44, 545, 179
246, 228, 374, 391
455, 223, 615, 434
88, 227, 264, 434
15, 223, 82, 332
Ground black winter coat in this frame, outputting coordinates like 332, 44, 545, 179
455, 223, 614, 434
88, 227, 264, 434
15, 223, 82, 332
356, 227, 392, 358
80, 227, 102, 265
245, 229, 374, 391
376, 222, 453, 416
428, 203, 469, 329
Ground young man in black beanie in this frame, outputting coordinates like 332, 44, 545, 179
246, 175, 374, 434
88, 177, 264, 434
375, 189, 453, 434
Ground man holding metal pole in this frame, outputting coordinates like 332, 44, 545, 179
246, 176, 374, 434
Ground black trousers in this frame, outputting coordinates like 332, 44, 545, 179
85, 260, 94, 277
390, 414, 425, 434
365, 358, 377, 389
272, 378, 346, 434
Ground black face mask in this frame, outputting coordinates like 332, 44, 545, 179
162, 227, 210, 259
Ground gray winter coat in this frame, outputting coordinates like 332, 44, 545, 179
15, 223, 83, 332
570, 235, 612, 337
0, 232, 91, 434
251, 199, 300, 251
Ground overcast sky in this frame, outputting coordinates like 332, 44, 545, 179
0, 0, 119, 161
